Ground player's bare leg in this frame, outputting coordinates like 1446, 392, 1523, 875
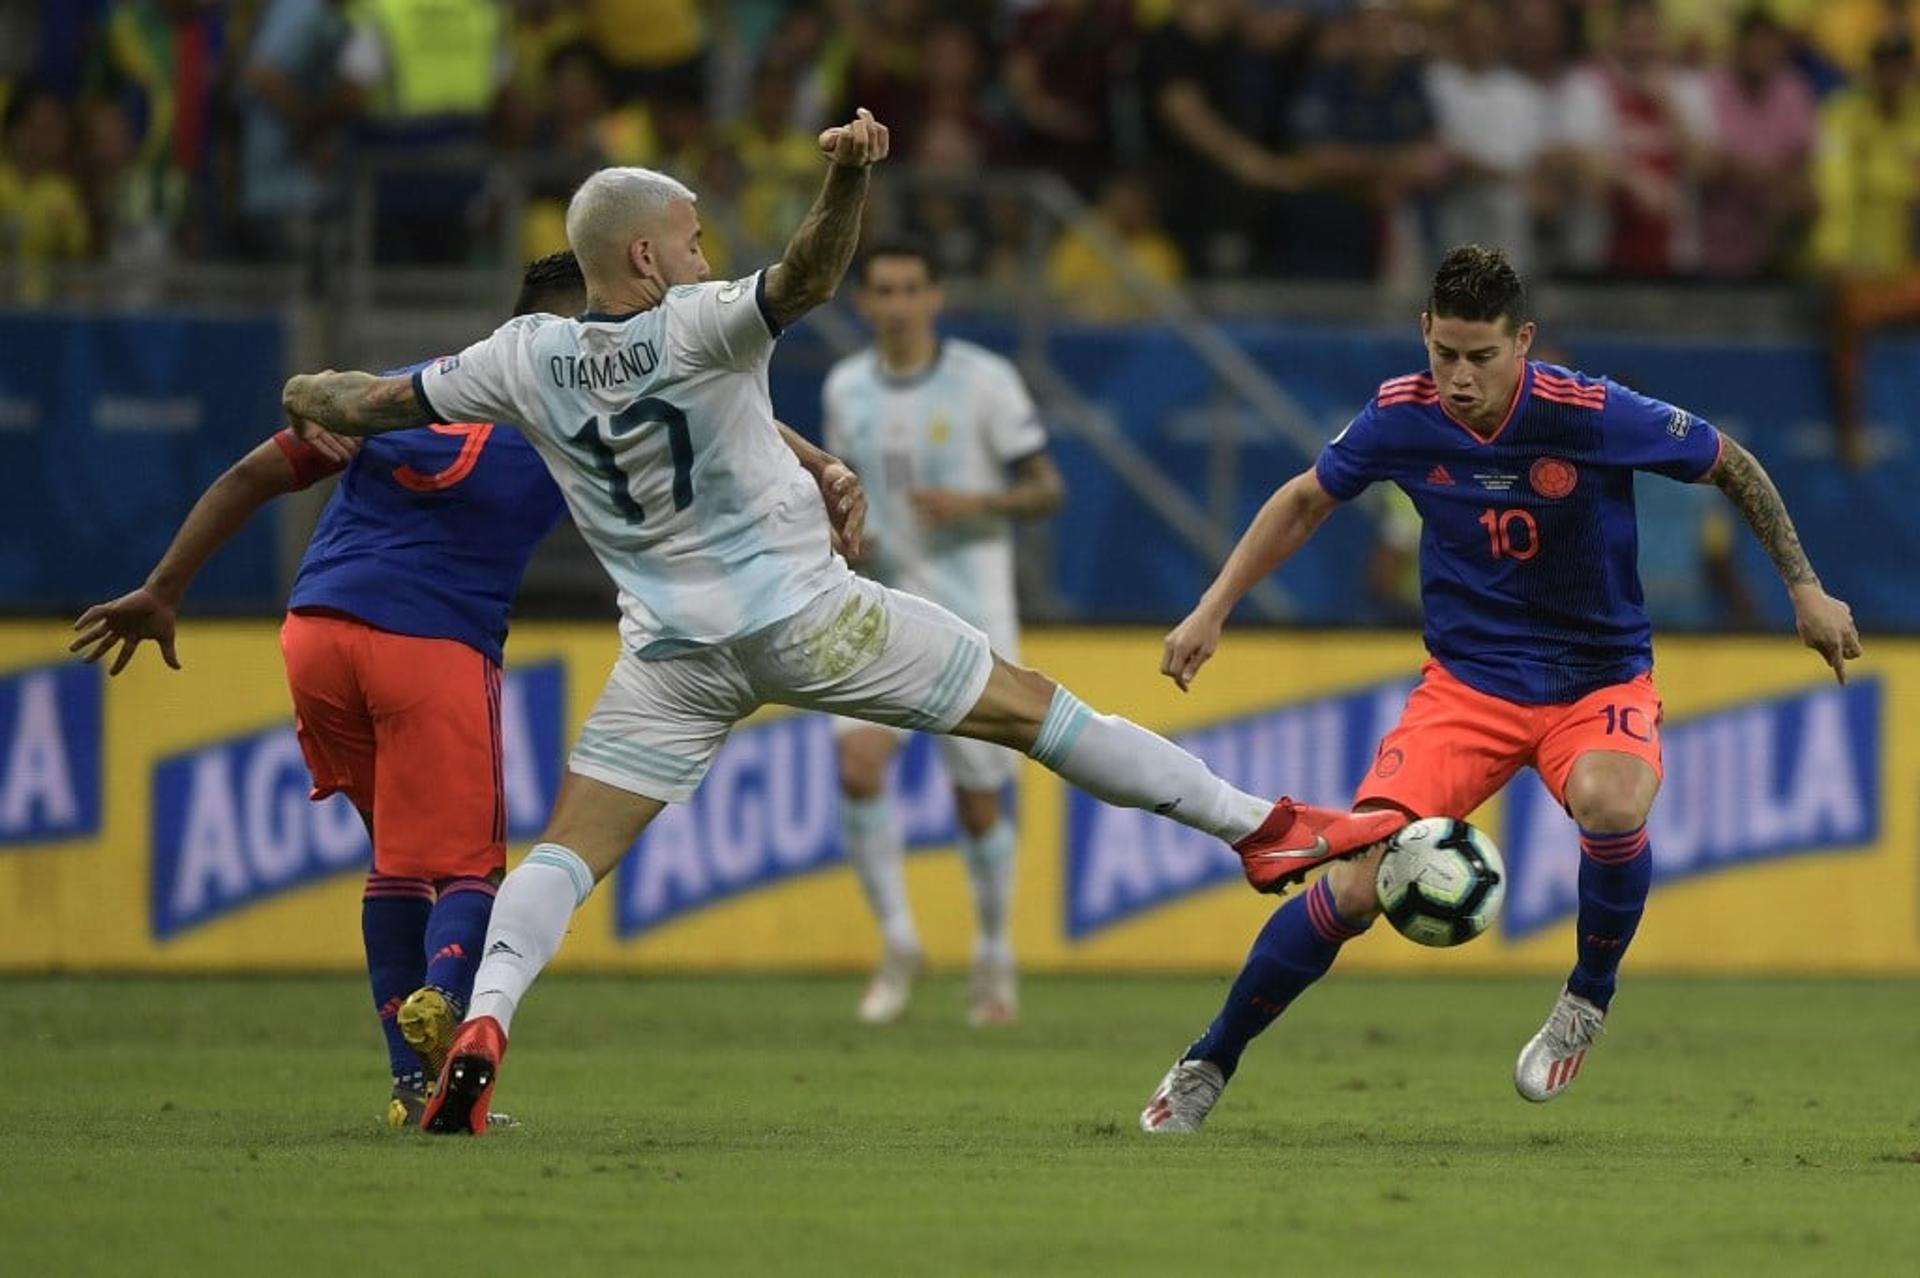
955, 785, 1017, 1026
839, 726, 922, 1023
422, 773, 666, 1133
946, 659, 1404, 889
1516, 751, 1658, 1102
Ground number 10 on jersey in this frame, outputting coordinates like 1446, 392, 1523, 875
566, 396, 694, 525
1478, 506, 1540, 561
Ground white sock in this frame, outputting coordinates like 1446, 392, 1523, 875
1027, 686, 1269, 844
464, 843, 593, 1036
962, 819, 1016, 968
842, 796, 919, 954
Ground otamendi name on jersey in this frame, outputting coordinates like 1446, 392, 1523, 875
548, 340, 660, 392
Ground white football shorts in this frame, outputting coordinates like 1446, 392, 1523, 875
568, 575, 997, 803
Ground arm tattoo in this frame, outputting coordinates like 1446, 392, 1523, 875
1710, 435, 1818, 587
285, 372, 431, 436
359, 376, 431, 431
765, 164, 869, 329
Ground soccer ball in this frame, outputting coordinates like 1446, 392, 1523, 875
1374, 817, 1506, 948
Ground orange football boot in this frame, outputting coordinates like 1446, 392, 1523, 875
420, 1015, 507, 1135
1232, 799, 1408, 894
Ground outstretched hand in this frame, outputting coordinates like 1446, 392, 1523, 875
70, 587, 180, 676
1792, 585, 1863, 684
819, 107, 890, 169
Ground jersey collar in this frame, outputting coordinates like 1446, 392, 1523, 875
875, 340, 945, 389
1438, 360, 1530, 445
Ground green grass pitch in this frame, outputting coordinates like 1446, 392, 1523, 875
4, 974, 1916, 1276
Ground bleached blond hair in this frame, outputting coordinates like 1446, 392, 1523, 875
564, 167, 698, 283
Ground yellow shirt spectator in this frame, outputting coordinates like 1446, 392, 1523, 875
1611, 1, 1914, 65
518, 103, 658, 262
728, 123, 817, 252
0, 163, 91, 301
1812, 84, 1920, 275
509, 4, 585, 98
1660, 1, 1920, 76
725, 69, 817, 252
1796, 0, 1920, 77
1045, 215, 1185, 322
585, 0, 703, 70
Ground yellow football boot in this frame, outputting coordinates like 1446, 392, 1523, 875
396, 986, 460, 1079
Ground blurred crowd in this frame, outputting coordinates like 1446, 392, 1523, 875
5, 0, 1920, 334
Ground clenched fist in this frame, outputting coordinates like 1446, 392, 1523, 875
819, 108, 891, 169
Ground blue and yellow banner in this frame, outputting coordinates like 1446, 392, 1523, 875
1, 622, 1913, 973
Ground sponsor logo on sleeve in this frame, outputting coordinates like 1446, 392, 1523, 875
1667, 407, 1692, 439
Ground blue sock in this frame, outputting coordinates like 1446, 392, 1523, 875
362, 872, 433, 1085
1566, 825, 1652, 1013
1185, 877, 1369, 1078
423, 876, 498, 1011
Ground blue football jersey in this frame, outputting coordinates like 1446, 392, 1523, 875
1315, 361, 1724, 705
284, 363, 568, 665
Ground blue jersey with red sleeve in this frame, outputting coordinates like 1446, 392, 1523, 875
280, 362, 567, 666
1315, 361, 1724, 705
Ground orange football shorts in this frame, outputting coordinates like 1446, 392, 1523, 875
280, 608, 506, 880
1356, 659, 1664, 818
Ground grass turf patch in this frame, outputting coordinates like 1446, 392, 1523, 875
3, 974, 1915, 1276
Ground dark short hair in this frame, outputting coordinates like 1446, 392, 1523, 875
546, 39, 610, 81
858, 235, 940, 284
1428, 245, 1530, 331
514, 250, 587, 316
1734, 5, 1782, 43
1872, 32, 1915, 65
2, 79, 61, 138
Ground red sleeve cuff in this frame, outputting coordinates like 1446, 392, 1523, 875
1695, 428, 1726, 484
273, 429, 348, 490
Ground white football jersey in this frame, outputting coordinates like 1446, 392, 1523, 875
416, 271, 849, 656
822, 339, 1046, 652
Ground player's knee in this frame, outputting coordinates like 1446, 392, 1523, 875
1563, 767, 1655, 834
955, 789, 1001, 837
838, 734, 891, 801
993, 660, 1058, 727
839, 755, 886, 801
953, 659, 1058, 748
1326, 853, 1384, 923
